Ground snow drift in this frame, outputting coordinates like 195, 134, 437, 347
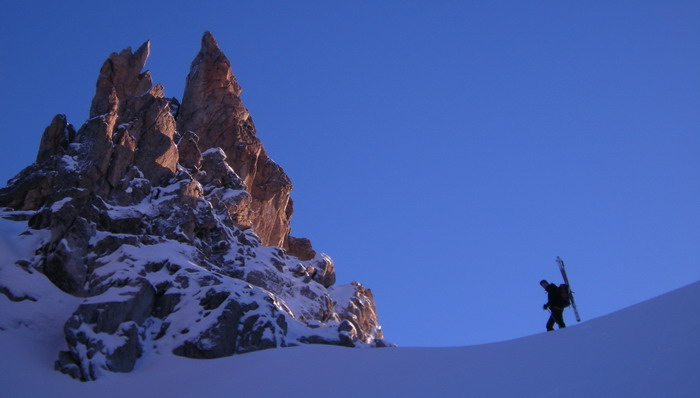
2, 264, 698, 397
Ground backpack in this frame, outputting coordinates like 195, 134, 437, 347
558, 284, 571, 307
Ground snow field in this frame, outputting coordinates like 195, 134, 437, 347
2, 271, 698, 397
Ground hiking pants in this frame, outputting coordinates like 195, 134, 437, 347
547, 307, 566, 331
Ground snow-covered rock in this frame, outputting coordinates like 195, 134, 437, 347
2, 250, 698, 397
0, 32, 388, 381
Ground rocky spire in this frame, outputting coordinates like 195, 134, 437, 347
89, 41, 152, 118
0, 34, 386, 381
36, 114, 75, 163
80, 41, 178, 193
177, 31, 295, 251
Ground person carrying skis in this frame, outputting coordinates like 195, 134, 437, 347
540, 279, 566, 331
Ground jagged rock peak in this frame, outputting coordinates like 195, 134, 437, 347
198, 31, 242, 95
178, 31, 245, 140
202, 30, 219, 50
36, 114, 75, 163
178, 32, 300, 252
90, 40, 153, 118
0, 34, 388, 381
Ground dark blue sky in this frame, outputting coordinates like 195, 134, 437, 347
1, 1, 699, 346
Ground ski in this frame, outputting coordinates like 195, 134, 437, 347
556, 256, 581, 322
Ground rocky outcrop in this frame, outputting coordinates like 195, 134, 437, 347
287, 236, 318, 262
0, 44, 179, 210
0, 32, 389, 381
89, 41, 153, 119
56, 279, 156, 380
331, 283, 383, 343
36, 114, 75, 163
177, 32, 300, 251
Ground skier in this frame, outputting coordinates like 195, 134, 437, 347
540, 279, 566, 331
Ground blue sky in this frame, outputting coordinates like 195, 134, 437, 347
1, 1, 699, 347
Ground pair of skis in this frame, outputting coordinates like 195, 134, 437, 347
556, 256, 581, 322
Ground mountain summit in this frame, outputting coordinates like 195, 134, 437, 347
0, 32, 387, 381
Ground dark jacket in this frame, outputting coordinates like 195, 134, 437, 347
545, 283, 567, 309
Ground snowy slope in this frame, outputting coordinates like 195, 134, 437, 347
2, 271, 698, 397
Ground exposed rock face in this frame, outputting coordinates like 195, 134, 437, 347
36, 114, 76, 163
0, 32, 389, 381
90, 41, 153, 118
177, 32, 301, 252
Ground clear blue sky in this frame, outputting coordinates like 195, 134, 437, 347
1, 1, 698, 347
